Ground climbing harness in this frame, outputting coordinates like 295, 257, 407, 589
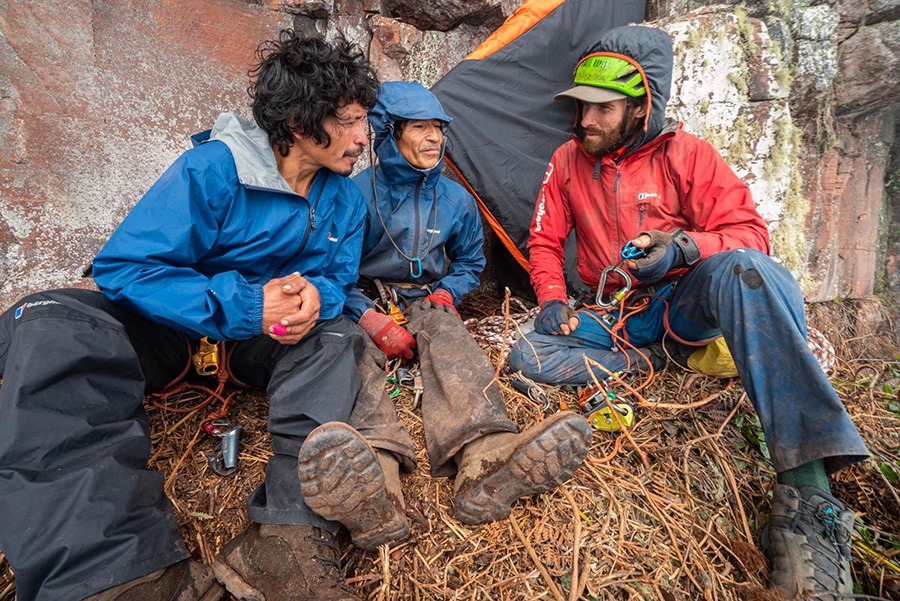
370, 278, 410, 325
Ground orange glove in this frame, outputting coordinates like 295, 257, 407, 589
358, 309, 416, 360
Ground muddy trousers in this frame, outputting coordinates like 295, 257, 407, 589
0, 289, 368, 601
352, 305, 518, 478
509, 249, 869, 474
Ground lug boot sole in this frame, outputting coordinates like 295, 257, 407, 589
454, 412, 592, 525
298, 422, 410, 551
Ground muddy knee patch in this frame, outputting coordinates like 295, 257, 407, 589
733, 265, 763, 289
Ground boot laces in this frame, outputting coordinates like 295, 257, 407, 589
792, 496, 852, 595
800, 503, 893, 601
306, 531, 357, 595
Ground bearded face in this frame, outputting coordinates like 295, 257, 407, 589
579, 99, 644, 157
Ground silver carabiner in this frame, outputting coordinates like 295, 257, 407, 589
595, 265, 633, 308
207, 422, 242, 477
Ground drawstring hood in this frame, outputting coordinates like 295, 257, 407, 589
368, 82, 452, 190
566, 26, 673, 154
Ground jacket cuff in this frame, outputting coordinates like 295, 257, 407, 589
672, 231, 701, 265
250, 283, 265, 336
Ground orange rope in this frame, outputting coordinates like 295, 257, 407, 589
576, 291, 656, 395
150, 340, 236, 430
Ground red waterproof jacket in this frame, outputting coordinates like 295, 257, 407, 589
527, 120, 771, 306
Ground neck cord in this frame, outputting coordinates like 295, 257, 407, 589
372, 165, 439, 278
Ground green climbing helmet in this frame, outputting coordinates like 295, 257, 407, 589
574, 54, 646, 97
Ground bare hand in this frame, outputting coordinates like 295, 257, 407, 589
262, 273, 321, 344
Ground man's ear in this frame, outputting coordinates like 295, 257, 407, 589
633, 100, 648, 119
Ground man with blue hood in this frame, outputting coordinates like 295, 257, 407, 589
509, 25, 869, 601
294, 82, 593, 546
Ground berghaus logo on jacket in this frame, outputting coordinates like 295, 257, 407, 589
14, 299, 61, 319
637, 192, 660, 201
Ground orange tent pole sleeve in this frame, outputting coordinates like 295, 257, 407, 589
465, 0, 567, 61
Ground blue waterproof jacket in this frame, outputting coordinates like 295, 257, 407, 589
93, 112, 366, 341
345, 82, 485, 320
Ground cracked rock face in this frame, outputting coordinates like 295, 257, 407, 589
662, 10, 806, 282
382, 0, 507, 32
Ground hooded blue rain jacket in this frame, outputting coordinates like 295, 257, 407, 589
345, 82, 485, 320
93, 112, 366, 341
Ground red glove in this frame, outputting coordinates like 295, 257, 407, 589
423, 289, 459, 316
358, 309, 416, 360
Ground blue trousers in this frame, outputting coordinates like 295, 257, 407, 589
510, 249, 869, 474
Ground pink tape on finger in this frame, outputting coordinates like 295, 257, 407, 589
272, 323, 287, 336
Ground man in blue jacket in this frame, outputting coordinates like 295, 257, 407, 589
294, 82, 593, 548
0, 32, 383, 601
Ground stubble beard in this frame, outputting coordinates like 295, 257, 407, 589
335, 146, 364, 176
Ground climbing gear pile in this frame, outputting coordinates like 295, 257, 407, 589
151, 336, 244, 478
576, 373, 636, 432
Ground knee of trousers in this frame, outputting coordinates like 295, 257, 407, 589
508, 334, 552, 380
1, 290, 132, 356
698, 249, 803, 309
4, 289, 122, 322
321, 315, 373, 354
704, 249, 794, 284
405, 305, 457, 336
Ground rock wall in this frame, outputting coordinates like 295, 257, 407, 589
1, 0, 897, 308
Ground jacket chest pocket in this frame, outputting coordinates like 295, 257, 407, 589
619, 189, 664, 232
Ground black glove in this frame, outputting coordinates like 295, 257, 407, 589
534, 299, 579, 335
630, 229, 700, 284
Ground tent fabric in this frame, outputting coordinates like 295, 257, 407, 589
431, 0, 646, 286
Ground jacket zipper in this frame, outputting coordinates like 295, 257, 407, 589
412, 175, 423, 259
274, 174, 327, 277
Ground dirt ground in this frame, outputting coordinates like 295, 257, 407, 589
1, 293, 899, 600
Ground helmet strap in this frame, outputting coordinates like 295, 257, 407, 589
612, 101, 645, 155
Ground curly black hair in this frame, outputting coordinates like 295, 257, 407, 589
248, 31, 379, 157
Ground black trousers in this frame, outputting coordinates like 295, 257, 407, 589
0, 289, 364, 601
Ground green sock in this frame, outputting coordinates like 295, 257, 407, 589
777, 459, 830, 493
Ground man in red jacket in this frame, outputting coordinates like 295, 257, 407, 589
509, 25, 869, 601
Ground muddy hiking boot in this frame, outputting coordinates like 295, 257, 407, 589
761, 484, 855, 600
211, 523, 359, 601
86, 559, 223, 601
298, 422, 410, 551
453, 411, 593, 525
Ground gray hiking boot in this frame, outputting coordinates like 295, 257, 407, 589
453, 411, 593, 525
211, 523, 359, 601
297, 422, 409, 551
86, 559, 223, 601
761, 484, 855, 600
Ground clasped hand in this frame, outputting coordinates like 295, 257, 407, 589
262, 272, 320, 344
